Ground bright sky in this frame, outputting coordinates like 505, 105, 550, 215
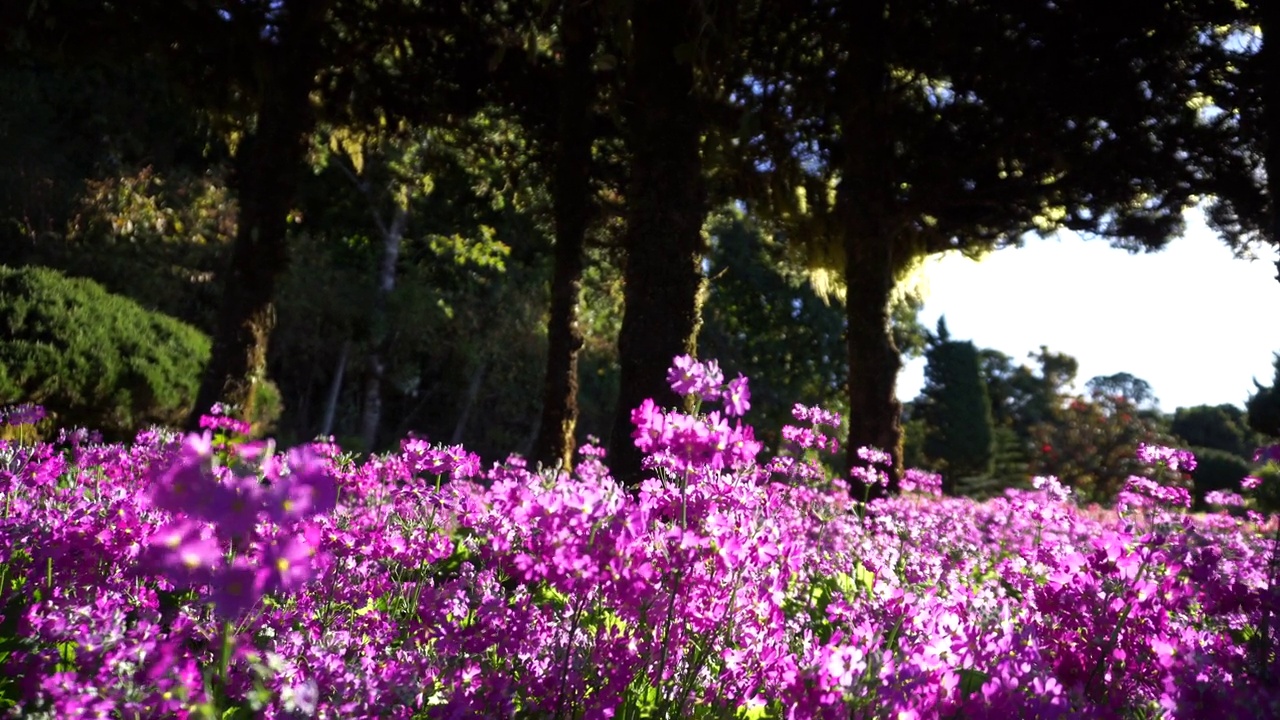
895, 210, 1280, 412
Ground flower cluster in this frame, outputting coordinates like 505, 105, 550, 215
792, 402, 842, 427
630, 398, 760, 473
766, 402, 844, 483
198, 402, 252, 436
1032, 474, 1073, 503
1115, 473, 1193, 513
901, 468, 943, 496
1137, 442, 1198, 473
56, 426, 102, 447
400, 436, 482, 479
1204, 490, 1245, 507
1, 402, 46, 427
144, 431, 337, 618
627, 356, 762, 474
666, 354, 752, 417
850, 445, 892, 490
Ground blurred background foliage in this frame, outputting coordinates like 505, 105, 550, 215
0, 0, 1276, 505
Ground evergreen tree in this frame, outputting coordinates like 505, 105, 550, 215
918, 319, 995, 493
1247, 355, 1280, 439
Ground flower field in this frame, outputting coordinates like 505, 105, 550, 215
1, 359, 1279, 719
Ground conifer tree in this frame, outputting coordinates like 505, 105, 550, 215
918, 319, 995, 493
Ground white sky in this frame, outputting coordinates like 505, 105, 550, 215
896, 210, 1280, 412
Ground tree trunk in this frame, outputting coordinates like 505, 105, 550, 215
533, 0, 596, 472
839, 0, 903, 497
186, 0, 330, 430
608, 0, 708, 485
1263, 3, 1280, 278
451, 360, 488, 445
320, 340, 350, 438
360, 204, 409, 453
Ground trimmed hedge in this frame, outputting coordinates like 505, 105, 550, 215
0, 264, 209, 438
1188, 445, 1251, 509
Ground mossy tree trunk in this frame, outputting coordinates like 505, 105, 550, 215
608, 0, 708, 485
187, 0, 330, 431
534, 0, 596, 472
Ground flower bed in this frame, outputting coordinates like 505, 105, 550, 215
1, 361, 1278, 719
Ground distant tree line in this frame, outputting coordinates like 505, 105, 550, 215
904, 319, 1268, 506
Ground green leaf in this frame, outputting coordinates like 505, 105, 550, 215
959, 668, 989, 697
854, 561, 876, 594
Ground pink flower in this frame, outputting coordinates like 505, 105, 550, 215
630, 399, 670, 454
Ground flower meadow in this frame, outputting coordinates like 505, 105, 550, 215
3, 360, 1280, 719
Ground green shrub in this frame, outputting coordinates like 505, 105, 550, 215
0, 264, 209, 438
1187, 445, 1251, 509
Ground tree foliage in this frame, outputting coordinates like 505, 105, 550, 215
0, 0, 1270, 494
700, 210, 847, 451
1171, 403, 1261, 459
717, 0, 1247, 489
1030, 389, 1176, 504
1247, 355, 1280, 439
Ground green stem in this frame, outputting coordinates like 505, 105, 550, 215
219, 620, 234, 692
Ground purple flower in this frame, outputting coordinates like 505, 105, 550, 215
1136, 443, 1197, 473
211, 561, 261, 619
701, 359, 725, 399
264, 446, 337, 522
631, 399, 670, 454
1205, 490, 1245, 508
256, 535, 318, 595
665, 354, 723, 400
850, 464, 889, 488
145, 519, 222, 582
205, 472, 266, 539
1254, 445, 1280, 464
150, 432, 216, 515
1032, 475, 1072, 503
0, 403, 46, 427
792, 403, 842, 427
667, 354, 703, 396
902, 468, 943, 496
856, 446, 892, 467
722, 374, 751, 417
1242, 475, 1263, 491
